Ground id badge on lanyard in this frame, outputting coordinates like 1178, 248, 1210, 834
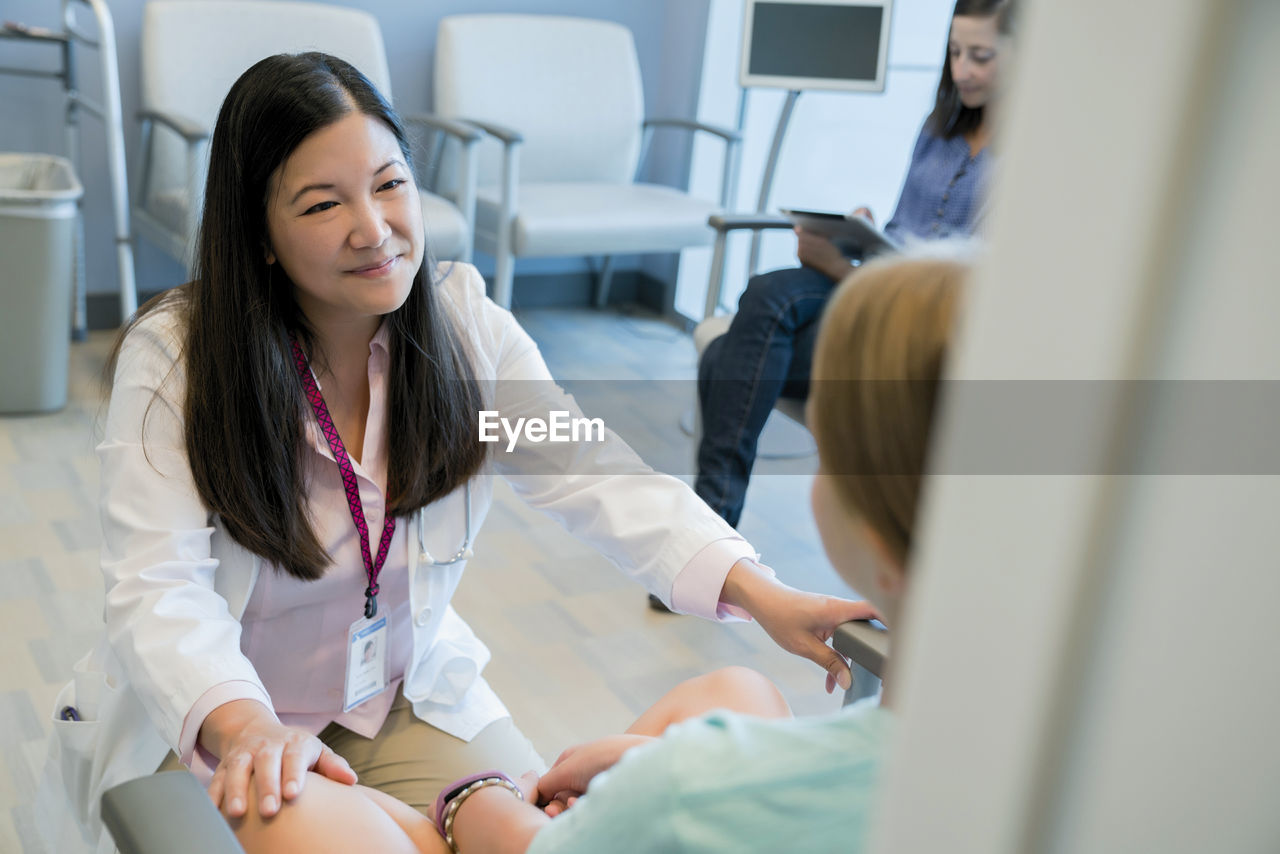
292, 336, 397, 713
345, 614, 390, 712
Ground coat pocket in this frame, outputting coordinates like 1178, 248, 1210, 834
36, 667, 111, 852
36, 651, 168, 854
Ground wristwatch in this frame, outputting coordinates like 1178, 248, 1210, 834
433, 770, 524, 852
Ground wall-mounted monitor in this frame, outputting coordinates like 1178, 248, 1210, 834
740, 0, 893, 93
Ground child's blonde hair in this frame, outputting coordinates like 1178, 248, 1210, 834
809, 256, 966, 566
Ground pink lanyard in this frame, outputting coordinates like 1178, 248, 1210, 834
290, 336, 396, 619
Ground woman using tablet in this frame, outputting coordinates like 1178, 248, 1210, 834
694, 0, 1014, 528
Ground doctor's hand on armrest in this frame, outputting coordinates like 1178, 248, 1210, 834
722, 559, 880, 694
201, 698, 357, 820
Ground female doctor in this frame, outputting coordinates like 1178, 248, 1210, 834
38, 52, 872, 852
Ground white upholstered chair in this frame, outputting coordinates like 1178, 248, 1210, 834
134, 0, 479, 270
432, 14, 742, 309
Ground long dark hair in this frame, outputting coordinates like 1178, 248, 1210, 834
109, 53, 485, 580
925, 0, 1017, 139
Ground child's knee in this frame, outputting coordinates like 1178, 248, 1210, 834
705, 666, 791, 718
232, 772, 424, 854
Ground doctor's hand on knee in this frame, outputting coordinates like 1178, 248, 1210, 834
201, 699, 357, 819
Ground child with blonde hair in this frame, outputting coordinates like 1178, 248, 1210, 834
416, 254, 969, 853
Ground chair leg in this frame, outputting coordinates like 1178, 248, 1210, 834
594, 255, 616, 309
704, 231, 729, 319
493, 249, 515, 309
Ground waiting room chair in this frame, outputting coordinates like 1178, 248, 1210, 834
134, 0, 480, 271
101, 772, 243, 854
97, 618, 886, 854
432, 13, 741, 308
701, 213, 798, 320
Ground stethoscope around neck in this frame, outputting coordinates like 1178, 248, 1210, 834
418, 481, 474, 566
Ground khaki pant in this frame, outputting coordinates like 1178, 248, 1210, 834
160, 688, 546, 816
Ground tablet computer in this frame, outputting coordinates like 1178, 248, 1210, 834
781, 207, 900, 258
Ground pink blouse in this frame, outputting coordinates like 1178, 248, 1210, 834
178, 324, 761, 773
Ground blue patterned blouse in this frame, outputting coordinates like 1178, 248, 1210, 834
883, 123, 991, 244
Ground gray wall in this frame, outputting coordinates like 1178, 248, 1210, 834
0, 0, 711, 310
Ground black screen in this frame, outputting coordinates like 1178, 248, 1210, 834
748, 3, 884, 84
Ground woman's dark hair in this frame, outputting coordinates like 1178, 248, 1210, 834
109, 52, 485, 580
926, 0, 1016, 139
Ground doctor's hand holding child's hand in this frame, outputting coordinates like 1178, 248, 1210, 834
722, 558, 880, 694
202, 699, 357, 820
536, 734, 655, 816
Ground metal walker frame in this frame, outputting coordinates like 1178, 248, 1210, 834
1, 0, 137, 337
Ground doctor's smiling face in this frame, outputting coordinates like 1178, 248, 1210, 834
265, 109, 424, 332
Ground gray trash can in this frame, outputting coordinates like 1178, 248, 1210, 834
0, 153, 83, 413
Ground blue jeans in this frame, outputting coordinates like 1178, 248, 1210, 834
695, 265, 837, 526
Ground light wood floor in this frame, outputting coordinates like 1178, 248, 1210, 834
0, 304, 849, 853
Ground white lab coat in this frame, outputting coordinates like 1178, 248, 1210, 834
36, 263, 742, 853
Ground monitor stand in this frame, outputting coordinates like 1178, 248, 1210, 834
748, 89, 802, 278
682, 88, 817, 460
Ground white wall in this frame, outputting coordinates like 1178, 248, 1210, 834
673, 0, 954, 320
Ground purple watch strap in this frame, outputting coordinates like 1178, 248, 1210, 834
434, 770, 519, 838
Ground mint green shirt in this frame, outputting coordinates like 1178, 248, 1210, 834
527, 699, 892, 854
